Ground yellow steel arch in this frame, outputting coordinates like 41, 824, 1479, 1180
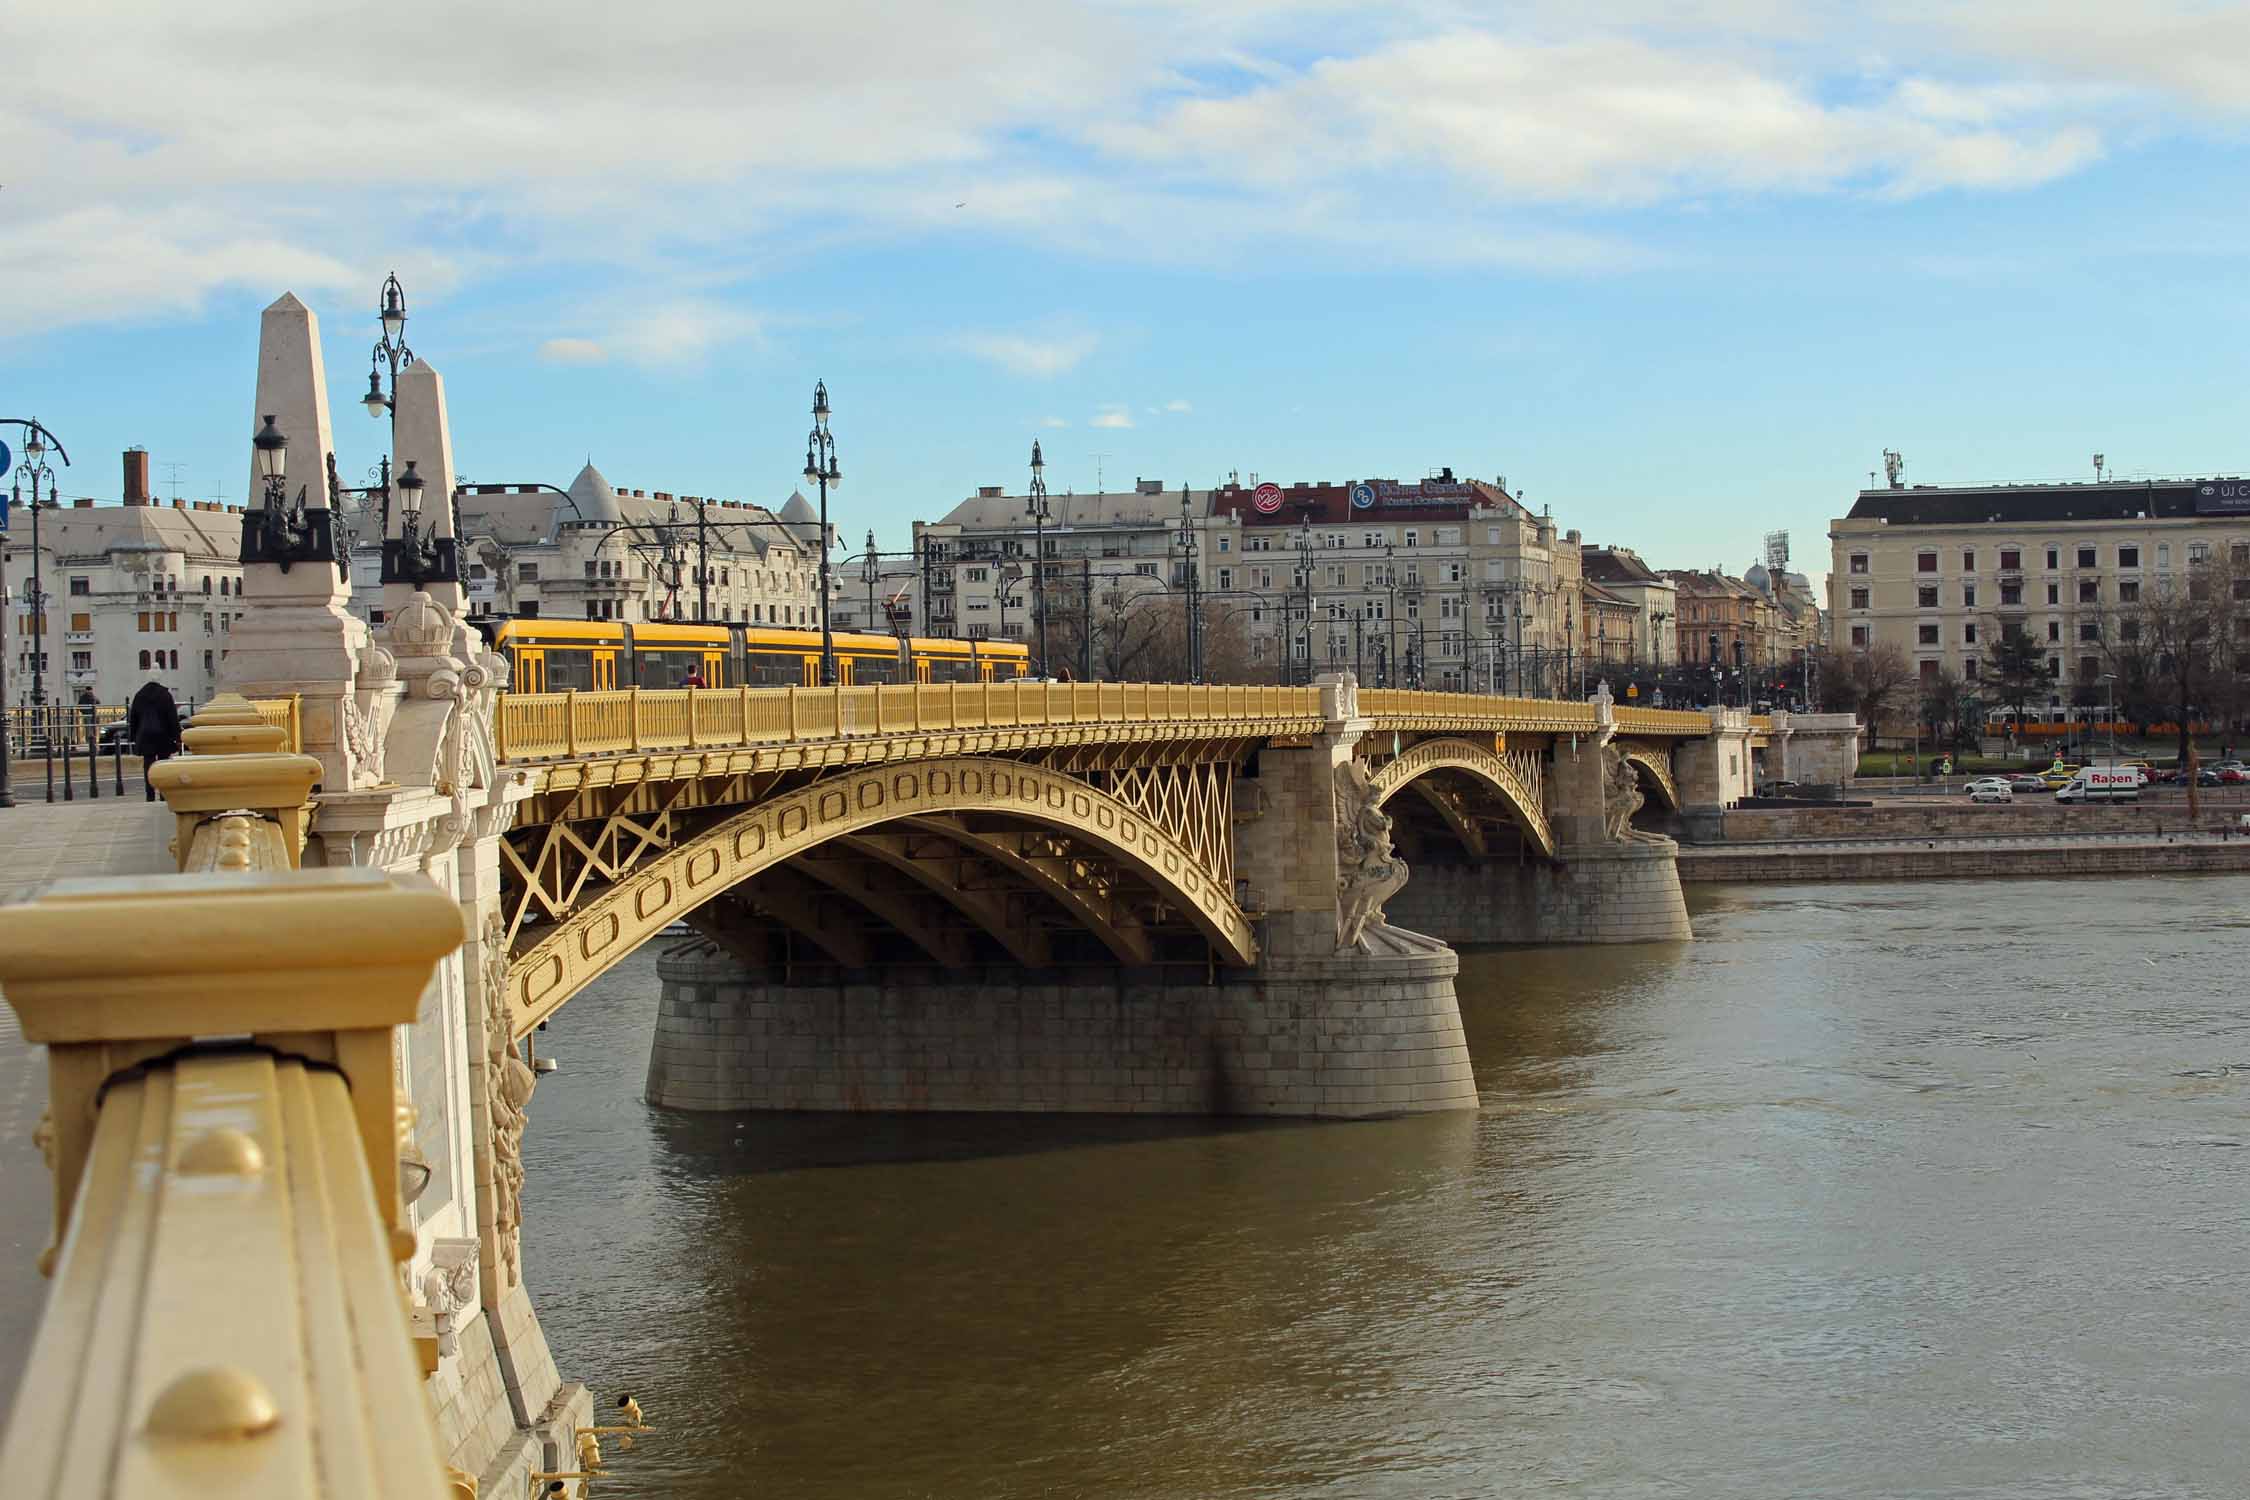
1369, 737, 1556, 858
1619, 744, 1680, 812
505, 757, 1258, 1034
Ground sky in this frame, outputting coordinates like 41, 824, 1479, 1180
9, 0, 2250, 593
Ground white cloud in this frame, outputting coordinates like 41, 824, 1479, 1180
6, 0, 2234, 335
538, 337, 607, 365
1164, 399, 1192, 413
955, 329, 1099, 377
1042, 416, 1069, 428
604, 302, 764, 370
1091, 405, 1134, 429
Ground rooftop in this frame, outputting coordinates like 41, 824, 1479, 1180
1843, 477, 2250, 527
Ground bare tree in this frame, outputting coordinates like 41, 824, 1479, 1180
1815, 642, 1913, 745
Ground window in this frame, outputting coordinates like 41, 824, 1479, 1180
2079, 656, 2101, 680
1918, 585, 1939, 608
200, 577, 212, 594
1327, 565, 1346, 588
1919, 659, 1939, 681
2234, 542, 2250, 568
2121, 619, 2141, 641
2120, 580, 2140, 603
1402, 530, 1418, 548
2189, 541, 2212, 564
1134, 562, 1157, 576
2079, 621, 2101, 641
469, 564, 487, 581
2118, 545, 2140, 568
2157, 543, 2171, 568
1435, 528, 1461, 546
1849, 553, 1870, 575
1961, 549, 1976, 571
69, 612, 89, 631
1849, 587, 1870, 609
966, 567, 988, 583
585, 561, 598, 578
1216, 568, 1232, 591
68, 577, 89, 596
1965, 659, 1979, 679
203, 650, 214, 673
138, 649, 151, 670
518, 564, 540, 581
519, 602, 539, 617
1917, 552, 1938, 573
1247, 536, 1271, 552
70, 651, 91, 670
1962, 584, 1976, 608
136, 612, 149, 632
1363, 532, 1384, 548
2046, 620, 2061, 642
1215, 536, 1230, 553
221, 577, 232, 596
1444, 562, 1463, 584
2077, 580, 2099, 604
1999, 549, 2021, 570
2047, 657, 2061, 678
1918, 624, 1940, 645
2001, 584, 2022, 606
202, 615, 211, 634
2046, 547, 2059, 570
2076, 545, 2096, 569
2047, 583, 2060, 605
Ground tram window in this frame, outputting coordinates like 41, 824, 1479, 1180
543, 652, 596, 691
635, 652, 706, 688
742, 650, 805, 686
926, 656, 978, 684
849, 654, 906, 685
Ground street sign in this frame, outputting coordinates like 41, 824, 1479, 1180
1348, 482, 1375, 510
1626, 683, 1639, 698
1252, 482, 1284, 514
0, 439, 11, 476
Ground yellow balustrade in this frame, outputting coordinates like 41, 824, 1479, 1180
0, 869, 467, 1500
1614, 707, 1717, 735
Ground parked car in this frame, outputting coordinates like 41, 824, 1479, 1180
2009, 774, 2050, 793
1966, 778, 2014, 804
1757, 779, 1801, 797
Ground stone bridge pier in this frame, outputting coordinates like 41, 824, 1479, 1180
646, 674, 1479, 1118
1380, 688, 1696, 947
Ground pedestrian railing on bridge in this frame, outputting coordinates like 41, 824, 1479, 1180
492, 681, 1325, 763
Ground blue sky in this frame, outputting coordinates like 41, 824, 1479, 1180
9, 1, 2250, 589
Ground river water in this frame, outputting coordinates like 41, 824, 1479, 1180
4, 877, 2248, 1496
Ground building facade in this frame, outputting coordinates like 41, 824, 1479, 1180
1581, 545, 1678, 666
1830, 475, 2250, 694
5, 449, 249, 709
344, 463, 828, 630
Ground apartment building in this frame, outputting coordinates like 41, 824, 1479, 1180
1830, 475, 2250, 690
1581, 545, 1678, 666
4, 449, 248, 707
377, 463, 828, 628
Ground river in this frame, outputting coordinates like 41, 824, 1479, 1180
4, 877, 2248, 1496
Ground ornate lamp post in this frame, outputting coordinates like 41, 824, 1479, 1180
241, 416, 335, 573
803, 381, 841, 686
1026, 441, 1051, 678
1174, 486, 1202, 683
1, 417, 68, 808
360, 272, 415, 530
386, 461, 454, 588
1293, 513, 1316, 686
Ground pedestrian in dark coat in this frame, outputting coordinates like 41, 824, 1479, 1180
127, 680, 182, 801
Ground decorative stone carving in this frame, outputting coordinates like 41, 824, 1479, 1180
1334, 760, 1409, 951
481, 911, 536, 1287
418, 1238, 482, 1358
1602, 745, 1645, 843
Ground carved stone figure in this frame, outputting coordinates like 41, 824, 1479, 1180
1334, 760, 1409, 950
1602, 746, 1646, 842
480, 910, 536, 1287
419, 1240, 481, 1357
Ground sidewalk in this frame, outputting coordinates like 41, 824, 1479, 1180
0, 798, 172, 902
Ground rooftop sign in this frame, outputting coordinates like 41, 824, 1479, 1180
2195, 481, 2250, 514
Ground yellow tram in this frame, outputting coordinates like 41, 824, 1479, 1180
483, 619, 1030, 693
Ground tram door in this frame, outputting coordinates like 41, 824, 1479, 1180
514, 648, 546, 692
703, 649, 725, 687
592, 650, 619, 690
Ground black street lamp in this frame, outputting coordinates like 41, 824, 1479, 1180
362, 271, 416, 535
1026, 441, 1050, 678
1293, 512, 1317, 686
1173, 485, 1202, 683
386, 460, 455, 588
1, 417, 69, 808
803, 381, 841, 685
241, 415, 337, 573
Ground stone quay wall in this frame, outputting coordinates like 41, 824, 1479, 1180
1382, 839, 1692, 946
645, 941, 1478, 1119
1715, 800, 2249, 843
1679, 838, 2250, 884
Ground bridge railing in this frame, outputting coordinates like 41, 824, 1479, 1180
1359, 688, 1600, 731
1616, 706, 1717, 735
493, 682, 1325, 762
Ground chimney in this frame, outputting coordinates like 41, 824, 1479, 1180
123, 447, 151, 505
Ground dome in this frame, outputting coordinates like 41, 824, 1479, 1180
1744, 562, 1770, 587
777, 491, 819, 525
560, 463, 626, 529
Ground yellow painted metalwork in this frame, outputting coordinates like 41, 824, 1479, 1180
1614, 706, 1714, 735
493, 680, 1324, 763
240, 693, 303, 753
1366, 737, 1557, 857
0, 870, 468, 1500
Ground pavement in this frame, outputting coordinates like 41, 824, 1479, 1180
0, 796, 174, 902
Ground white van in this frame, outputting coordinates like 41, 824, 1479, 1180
2053, 767, 2141, 803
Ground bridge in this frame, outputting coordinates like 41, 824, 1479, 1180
0, 292, 1863, 1497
